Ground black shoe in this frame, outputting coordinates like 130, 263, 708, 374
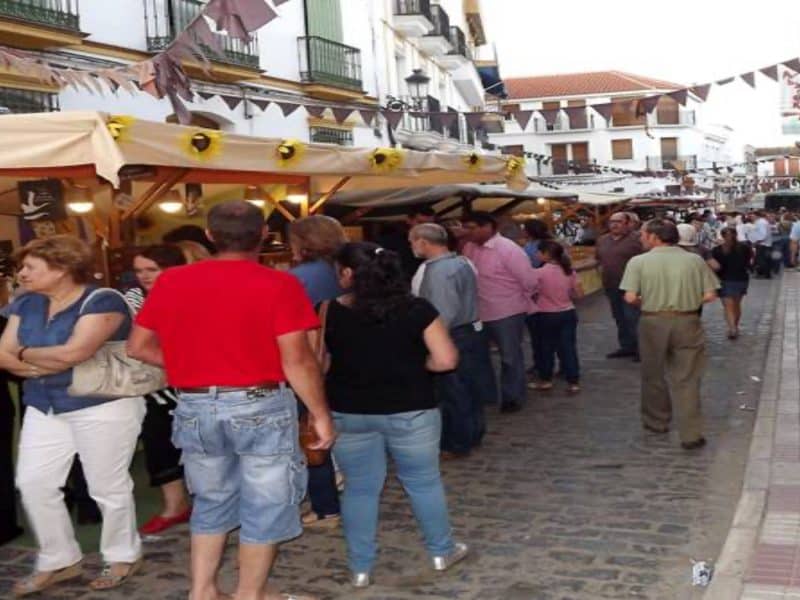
499, 402, 522, 414
643, 423, 669, 434
681, 437, 707, 450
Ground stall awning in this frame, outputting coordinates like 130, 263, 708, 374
478, 65, 507, 99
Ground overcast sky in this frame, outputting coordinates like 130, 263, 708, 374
482, 0, 800, 151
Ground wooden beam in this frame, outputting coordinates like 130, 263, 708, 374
121, 169, 187, 221
490, 197, 528, 216
310, 176, 351, 215
264, 193, 296, 222
434, 199, 464, 218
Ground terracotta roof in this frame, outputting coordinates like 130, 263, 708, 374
504, 71, 684, 100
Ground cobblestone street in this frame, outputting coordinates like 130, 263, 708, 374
0, 280, 778, 600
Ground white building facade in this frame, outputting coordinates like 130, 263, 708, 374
0, 0, 490, 151
488, 71, 737, 180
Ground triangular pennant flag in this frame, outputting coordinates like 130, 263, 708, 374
191, 17, 224, 57
562, 107, 586, 128
251, 99, 271, 111
637, 95, 661, 115
760, 65, 779, 81
306, 105, 327, 118
690, 84, 711, 101
591, 103, 613, 124
277, 102, 300, 117
438, 112, 458, 129
381, 109, 403, 129
358, 109, 377, 126
221, 95, 243, 110
204, 0, 277, 41
783, 58, 800, 73
740, 72, 756, 88
513, 109, 534, 130
667, 89, 688, 106
716, 77, 735, 85
198, 91, 216, 100
539, 108, 560, 126
464, 111, 485, 130
332, 108, 352, 124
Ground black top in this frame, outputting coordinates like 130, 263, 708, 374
712, 244, 752, 282
324, 297, 439, 414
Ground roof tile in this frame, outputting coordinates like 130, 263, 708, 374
504, 71, 684, 100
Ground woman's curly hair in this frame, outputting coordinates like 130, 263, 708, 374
333, 241, 413, 322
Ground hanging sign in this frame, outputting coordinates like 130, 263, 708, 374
781, 69, 800, 134
18, 179, 66, 221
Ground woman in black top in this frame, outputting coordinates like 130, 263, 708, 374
318, 242, 466, 588
710, 227, 754, 339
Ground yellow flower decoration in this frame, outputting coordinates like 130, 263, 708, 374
180, 130, 223, 161
369, 148, 404, 173
463, 152, 483, 172
106, 115, 135, 142
276, 139, 306, 168
505, 155, 526, 178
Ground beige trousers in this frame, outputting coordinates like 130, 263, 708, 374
638, 314, 706, 443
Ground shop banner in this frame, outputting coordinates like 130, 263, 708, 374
781, 69, 800, 134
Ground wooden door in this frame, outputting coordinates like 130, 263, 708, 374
551, 143, 568, 174
566, 99, 587, 129
571, 142, 590, 170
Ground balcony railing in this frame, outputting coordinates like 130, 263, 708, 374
310, 126, 353, 146
647, 155, 697, 171
0, 86, 59, 113
654, 110, 696, 126
394, 0, 432, 21
298, 36, 362, 91
398, 95, 444, 135
448, 26, 470, 60
533, 110, 594, 132
0, 0, 79, 31
446, 107, 460, 141
144, 0, 260, 69
425, 4, 450, 39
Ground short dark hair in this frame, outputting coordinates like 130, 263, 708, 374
136, 244, 187, 269
523, 219, 551, 240
644, 218, 680, 244
461, 211, 497, 229
207, 201, 265, 253
163, 224, 216, 254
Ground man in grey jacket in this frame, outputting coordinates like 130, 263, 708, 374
410, 223, 496, 459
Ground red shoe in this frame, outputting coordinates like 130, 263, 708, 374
139, 508, 191, 535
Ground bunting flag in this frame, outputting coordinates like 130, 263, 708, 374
761, 65, 779, 81
513, 109, 534, 130
690, 84, 711, 101
358, 109, 377, 126
251, 98, 271, 111
539, 108, 560, 127
306, 105, 327, 118
667, 89, 688, 106
464, 112, 485, 130
741, 72, 756, 88
716, 77, 735, 85
221, 95, 244, 110
277, 102, 300, 117
438, 112, 458, 129
205, 0, 278, 41
332, 108, 353, 124
198, 91, 216, 100
592, 103, 614, 124
381, 109, 404, 130
637, 95, 661, 114
784, 58, 800, 73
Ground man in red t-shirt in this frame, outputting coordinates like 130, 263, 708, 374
128, 201, 335, 600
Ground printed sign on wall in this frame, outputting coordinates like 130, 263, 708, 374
781, 69, 800, 135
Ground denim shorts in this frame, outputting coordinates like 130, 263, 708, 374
172, 386, 307, 545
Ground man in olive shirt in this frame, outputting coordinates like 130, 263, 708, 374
620, 219, 719, 450
595, 212, 643, 360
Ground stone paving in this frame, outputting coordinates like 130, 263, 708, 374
0, 279, 778, 600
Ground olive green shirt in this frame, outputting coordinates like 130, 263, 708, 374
620, 246, 720, 312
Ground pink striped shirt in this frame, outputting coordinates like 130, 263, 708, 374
462, 234, 537, 322
533, 263, 579, 313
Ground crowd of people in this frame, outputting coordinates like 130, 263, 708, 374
0, 199, 791, 599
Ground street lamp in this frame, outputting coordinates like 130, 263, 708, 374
404, 68, 430, 109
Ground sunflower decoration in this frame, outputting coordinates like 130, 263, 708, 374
180, 129, 223, 161
276, 139, 306, 168
369, 148, 404, 173
106, 115, 135, 143
505, 155, 526, 178
463, 152, 483, 172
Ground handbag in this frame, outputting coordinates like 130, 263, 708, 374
67, 288, 166, 399
299, 300, 331, 467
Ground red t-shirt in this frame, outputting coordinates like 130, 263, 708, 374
135, 259, 319, 387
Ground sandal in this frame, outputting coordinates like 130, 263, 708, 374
13, 560, 83, 597
88, 558, 143, 591
301, 512, 341, 528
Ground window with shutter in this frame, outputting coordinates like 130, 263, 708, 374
611, 139, 634, 160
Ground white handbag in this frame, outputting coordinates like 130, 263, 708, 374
67, 288, 166, 399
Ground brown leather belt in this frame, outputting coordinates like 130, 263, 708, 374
641, 310, 698, 317
177, 383, 281, 394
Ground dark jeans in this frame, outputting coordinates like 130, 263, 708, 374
484, 313, 527, 408
525, 313, 541, 371
0, 380, 22, 544
535, 310, 580, 384
605, 288, 640, 353
435, 324, 494, 454
141, 393, 183, 487
298, 402, 340, 517
755, 245, 772, 278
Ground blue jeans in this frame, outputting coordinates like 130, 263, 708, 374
435, 324, 494, 453
535, 310, 580, 384
484, 313, 527, 408
332, 409, 454, 573
172, 387, 306, 545
605, 288, 640, 353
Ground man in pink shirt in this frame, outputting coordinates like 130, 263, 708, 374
462, 212, 537, 413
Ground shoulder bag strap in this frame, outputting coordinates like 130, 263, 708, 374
315, 300, 330, 364
78, 287, 135, 319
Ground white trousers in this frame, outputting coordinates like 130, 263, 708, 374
16, 397, 145, 571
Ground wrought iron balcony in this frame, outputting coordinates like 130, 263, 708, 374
418, 4, 452, 55
448, 26, 470, 60
533, 110, 594, 132
396, 95, 444, 135
144, 0, 260, 70
647, 155, 697, 171
393, 0, 434, 37
310, 126, 353, 146
426, 4, 450, 38
0, 86, 59, 113
298, 36, 362, 91
0, 0, 79, 31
